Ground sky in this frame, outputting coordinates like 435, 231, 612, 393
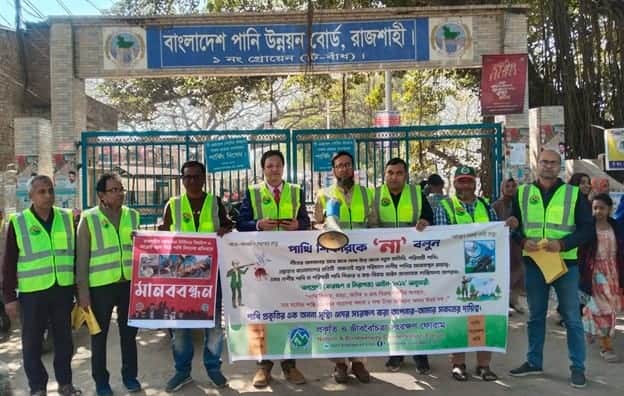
0, 0, 113, 28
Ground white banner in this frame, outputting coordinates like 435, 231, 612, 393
218, 223, 509, 361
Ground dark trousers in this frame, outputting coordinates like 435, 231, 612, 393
19, 285, 74, 393
90, 281, 138, 386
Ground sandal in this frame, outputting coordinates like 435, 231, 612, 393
451, 364, 468, 381
600, 350, 619, 363
475, 366, 498, 381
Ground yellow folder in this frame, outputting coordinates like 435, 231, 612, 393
525, 239, 568, 284
71, 304, 102, 335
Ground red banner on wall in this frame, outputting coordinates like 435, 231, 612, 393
128, 231, 219, 329
480, 54, 527, 115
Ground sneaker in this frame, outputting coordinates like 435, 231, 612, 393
333, 363, 349, 384
58, 384, 82, 396
207, 370, 228, 388
509, 362, 543, 377
570, 369, 587, 388
385, 356, 403, 372
123, 378, 142, 393
283, 366, 306, 385
95, 383, 113, 396
165, 373, 193, 393
351, 361, 370, 383
414, 355, 431, 374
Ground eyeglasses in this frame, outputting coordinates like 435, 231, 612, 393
182, 174, 204, 181
105, 187, 125, 193
538, 160, 559, 167
333, 163, 353, 170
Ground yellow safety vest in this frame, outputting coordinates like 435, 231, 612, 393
374, 184, 422, 227
318, 184, 371, 229
11, 207, 75, 293
248, 182, 301, 229
168, 194, 219, 233
440, 196, 490, 224
518, 183, 578, 260
85, 206, 140, 287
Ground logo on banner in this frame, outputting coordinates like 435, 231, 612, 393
289, 327, 310, 348
104, 29, 146, 69
430, 21, 471, 58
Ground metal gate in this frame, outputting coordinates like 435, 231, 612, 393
292, 123, 503, 205
80, 123, 502, 226
80, 129, 290, 226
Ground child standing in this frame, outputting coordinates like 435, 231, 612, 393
579, 193, 624, 362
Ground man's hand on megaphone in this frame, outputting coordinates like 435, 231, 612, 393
280, 218, 299, 231
415, 219, 430, 231
257, 219, 279, 231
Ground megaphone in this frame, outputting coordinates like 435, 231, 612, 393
317, 198, 349, 251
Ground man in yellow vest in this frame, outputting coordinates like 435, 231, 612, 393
435, 165, 500, 382
237, 149, 310, 388
1, 175, 81, 396
158, 161, 233, 392
368, 157, 433, 374
313, 150, 372, 384
508, 150, 593, 388
76, 173, 141, 395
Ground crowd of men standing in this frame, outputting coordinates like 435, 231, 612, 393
0, 147, 598, 394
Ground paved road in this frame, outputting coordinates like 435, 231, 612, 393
1, 309, 623, 395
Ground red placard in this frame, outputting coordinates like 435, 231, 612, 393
480, 54, 527, 115
128, 231, 219, 328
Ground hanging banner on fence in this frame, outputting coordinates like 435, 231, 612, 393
605, 128, 624, 170
218, 222, 509, 361
53, 153, 77, 209
312, 139, 355, 172
480, 54, 527, 115
128, 231, 219, 329
205, 138, 251, 172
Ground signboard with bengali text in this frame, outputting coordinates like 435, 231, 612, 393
218, 223, 509, 361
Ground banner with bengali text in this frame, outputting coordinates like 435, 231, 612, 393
128, 231, 219, 329
218, 223, 509, 361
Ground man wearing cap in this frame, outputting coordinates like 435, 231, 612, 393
314, 150, 372, 384
369, 157, 433, 374
508, 149, 593, 388
434, 165, 501, 382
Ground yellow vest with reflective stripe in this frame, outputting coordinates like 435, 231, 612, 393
440, 196, 490, 224
85, 206, 140, 287
374, 184, 422, 228
168, 194, 219, 233
518, 184, 578, 260
11, 207, 75, 293
318, 185, 371, 229
248, 182, 301, 230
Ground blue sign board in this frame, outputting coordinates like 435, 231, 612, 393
147, 18, 429, 69
204, 138, 250, 173
312, 139, 355, 172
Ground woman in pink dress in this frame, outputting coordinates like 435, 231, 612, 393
579, 193, 624, 362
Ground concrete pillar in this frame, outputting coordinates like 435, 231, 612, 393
494, 11, 530, 186
529, 106, 565, 178
50, 22, 85, 209
13, 117, 53, 210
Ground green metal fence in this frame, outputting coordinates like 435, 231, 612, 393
80, 129, 290, 225
80, 123, 502, 226
292, 123, 503, 205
